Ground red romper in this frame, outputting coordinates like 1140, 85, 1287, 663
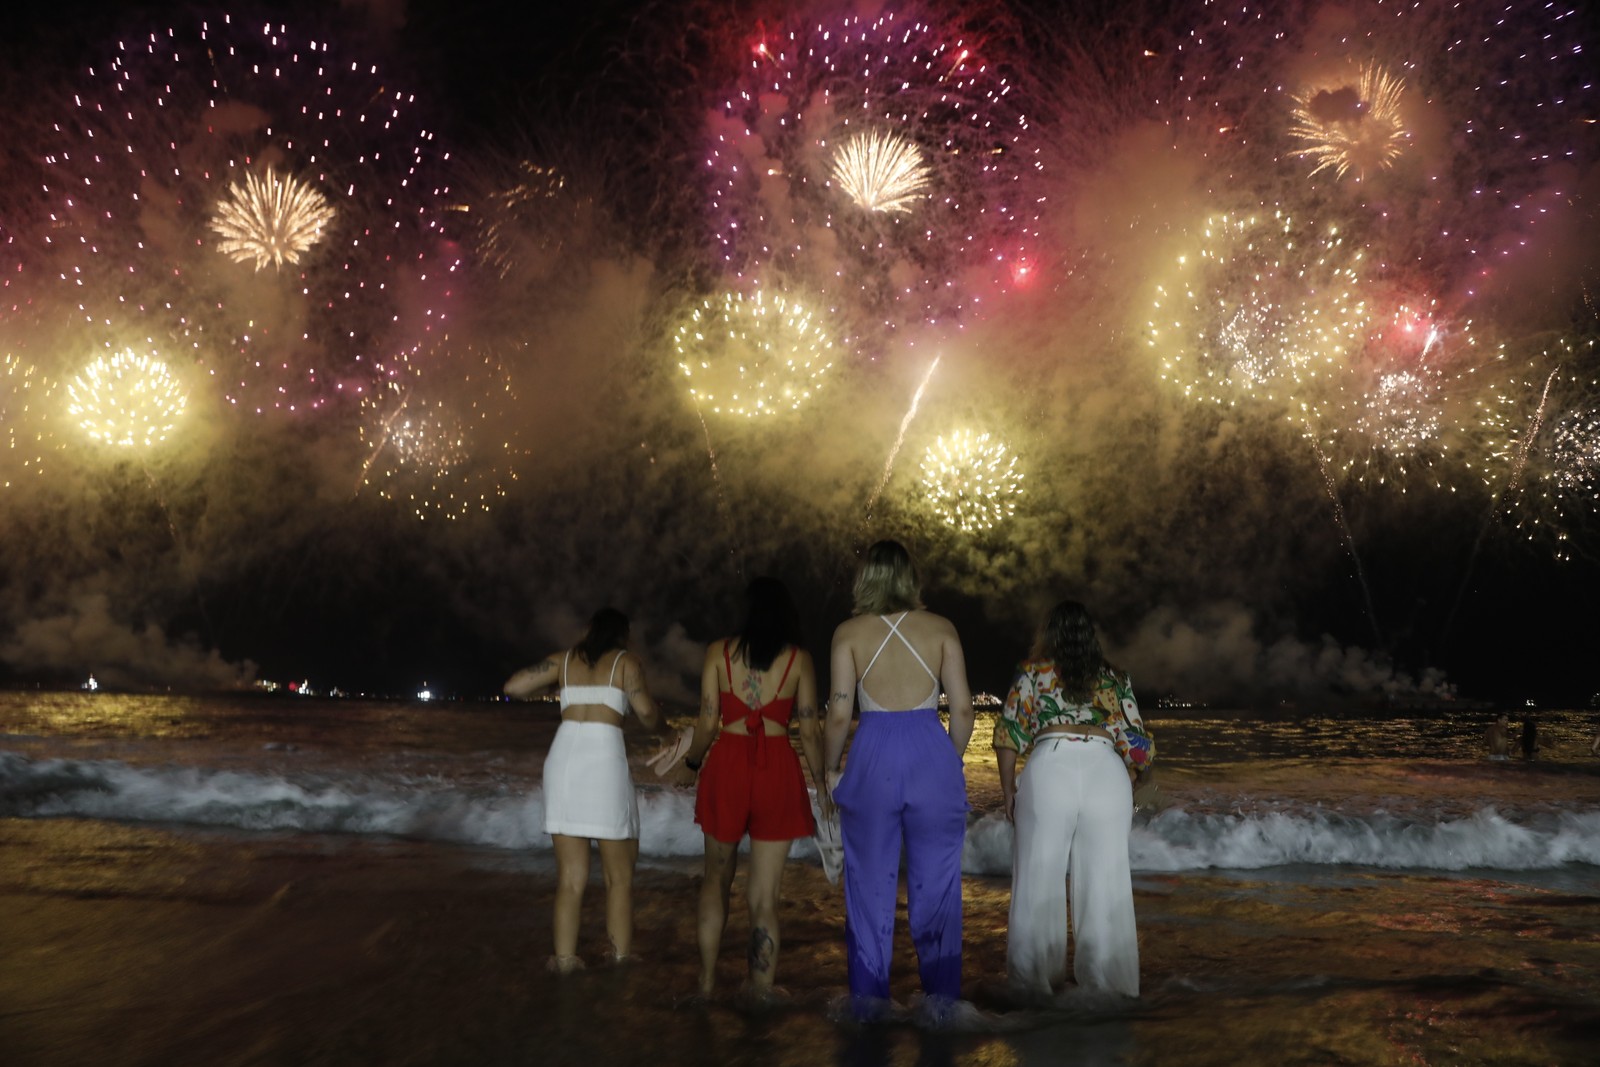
694, 644, 818, 843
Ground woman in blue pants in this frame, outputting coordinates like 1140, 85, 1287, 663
824, 540, 975, 1014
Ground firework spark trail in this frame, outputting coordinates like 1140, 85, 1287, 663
1441, 366, 1560, 650
692, 405, 743, 582
1307, 432, 1384, 648
354, 388, 414, 496
863, 356, 941, 526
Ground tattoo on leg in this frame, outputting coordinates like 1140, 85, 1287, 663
748, 926, 775, 974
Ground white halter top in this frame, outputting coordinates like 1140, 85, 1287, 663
857, 613, 940, 712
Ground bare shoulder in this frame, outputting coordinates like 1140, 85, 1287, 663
916, 610, 960, 640
617, 648, 643, 677
832, 616, 868, 643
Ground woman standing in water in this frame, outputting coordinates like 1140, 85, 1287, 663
676, 577, 829, 1000
504, 608, 663, 973
995, 600, 1154, 999
824, 540, 975, 1015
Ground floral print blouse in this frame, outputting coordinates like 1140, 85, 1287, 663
993, 659, 1155, 773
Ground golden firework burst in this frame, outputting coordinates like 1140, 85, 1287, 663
66, 348, 188, 448
676, 290, 834, 418
830, 129, 934, 215
1289, 62, 1409, 181
209, 167, 337, 270
919, 430, 1023, 533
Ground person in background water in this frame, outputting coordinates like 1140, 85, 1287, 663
1485, 712, 1511, 761
677, 577, 830, 1001
824, 540, 975, 1018
1521, 711, 1540, 761
994, 600, 1154, 1000
504, 608, 665, 973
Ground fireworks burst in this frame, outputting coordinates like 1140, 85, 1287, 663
209, 168, 337, 271
707, 8, 1042, 341
461, 160, 570, 282
1306, 303, 1493, 491
39, 16, 456, 414
66, 348, 188, 448
357, 339, 522, 521
1150, 209, 1369, 406
830, 130, 934, 215
919, 429, 1023, 533
1484, 341, 1600, 558
676, 290, 834, 418
1288, 62, 1409, 181
1169, 1, 1592, 280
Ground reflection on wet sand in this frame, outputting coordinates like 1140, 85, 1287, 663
2, 816, 1596, 1066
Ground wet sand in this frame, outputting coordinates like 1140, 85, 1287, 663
3, 817, 1597, 1066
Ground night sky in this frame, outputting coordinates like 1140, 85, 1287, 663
1, 0, 1596, 706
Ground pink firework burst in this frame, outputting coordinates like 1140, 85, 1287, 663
705, 6, 1043, 351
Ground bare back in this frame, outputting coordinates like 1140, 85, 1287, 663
825, 608, 976, 771
837, 610, 951, 711
716, 638, 808, 737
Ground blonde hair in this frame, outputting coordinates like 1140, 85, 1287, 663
852, 540, 923, 615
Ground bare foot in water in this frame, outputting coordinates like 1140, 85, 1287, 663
546, 955, 585, 975
736, 983, 794, 1012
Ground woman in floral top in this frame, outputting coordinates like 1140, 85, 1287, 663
993, 600, 1153, 999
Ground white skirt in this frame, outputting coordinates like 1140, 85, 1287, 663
1008, 734, 1139, 997
543, 720, 640, 840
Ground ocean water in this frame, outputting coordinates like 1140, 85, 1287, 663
2, 691, 1598, 1065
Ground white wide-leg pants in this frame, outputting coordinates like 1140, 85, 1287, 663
1007, 734, 1138, 997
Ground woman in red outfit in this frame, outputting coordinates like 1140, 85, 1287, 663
680, 577, 830, 999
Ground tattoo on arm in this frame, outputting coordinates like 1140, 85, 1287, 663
795, 702, 818, 721
532, 658, 557, 673
829, 690, 850, 707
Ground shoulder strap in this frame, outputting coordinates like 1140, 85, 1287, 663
860, 614, 903, 681
891, 618, 939, 684
607, 651, 624, 687
562, 650, 570, 687
773, 647, 799, 693
725, 639, 735, 686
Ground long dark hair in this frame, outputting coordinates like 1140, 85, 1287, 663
733, 577, 803, 671
1034, 600, 1106, 703
576, 607, 630, 666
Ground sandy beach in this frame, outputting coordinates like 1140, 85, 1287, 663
5, 812, 1598, 1067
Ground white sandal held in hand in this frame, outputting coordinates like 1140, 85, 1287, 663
646, 726, 694, 776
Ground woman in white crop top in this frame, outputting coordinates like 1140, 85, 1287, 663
504, 607, 665, 974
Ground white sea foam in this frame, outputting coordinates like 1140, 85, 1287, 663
5, 751, 1599, 873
